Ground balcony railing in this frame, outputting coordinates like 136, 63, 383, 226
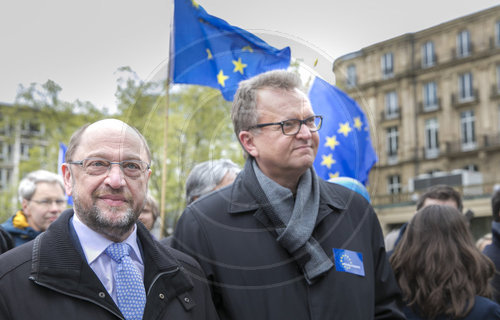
372, 181, 498, 207
444, 134, 500, 155
418, 98, 441, 113
380, 109, 401, 122
451, 89, 479, 108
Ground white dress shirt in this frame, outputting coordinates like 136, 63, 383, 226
71, 213, 145, 304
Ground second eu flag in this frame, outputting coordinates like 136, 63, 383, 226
171, 0, 291, 101
310, 77, 377, 185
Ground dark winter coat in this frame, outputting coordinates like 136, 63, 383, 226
484, 221, 500, 304
0, 209, 219, 320
173, 160, 406, 320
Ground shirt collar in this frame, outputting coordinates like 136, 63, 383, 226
72, 212, 143, 266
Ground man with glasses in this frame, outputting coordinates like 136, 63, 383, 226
1, 169, 66, 248
173, 70, 405, 319
0, 119, 217, 319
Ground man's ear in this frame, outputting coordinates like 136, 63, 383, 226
238, 131, 258, 158
61, 164, 73, 196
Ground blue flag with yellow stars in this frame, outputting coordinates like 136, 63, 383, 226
310, 77, 377, 185
172, 0, 291, 101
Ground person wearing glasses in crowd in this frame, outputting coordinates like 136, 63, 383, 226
173, 70, 405, 319
0, 169, 66, 248
0, 119, 217, 319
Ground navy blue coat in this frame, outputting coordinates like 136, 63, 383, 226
173, 160, 405, 320
483, 221, 500, 304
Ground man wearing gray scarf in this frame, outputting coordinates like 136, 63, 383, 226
173, 70, 405, 319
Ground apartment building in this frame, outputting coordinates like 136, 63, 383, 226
0, 103, 48, 211
333, 5, 500, 237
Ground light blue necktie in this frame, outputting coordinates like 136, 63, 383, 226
106, 242, 146, 320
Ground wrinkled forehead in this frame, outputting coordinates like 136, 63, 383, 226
76, 120, 149, 161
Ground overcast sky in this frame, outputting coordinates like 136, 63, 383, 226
1, 0, 498, 112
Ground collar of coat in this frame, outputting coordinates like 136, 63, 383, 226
29, 209, 193, 311
227, 159, 349, 226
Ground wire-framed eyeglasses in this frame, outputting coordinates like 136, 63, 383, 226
248, 115, 323, 136
67, 158, 150, 178
29, 199, 67, 207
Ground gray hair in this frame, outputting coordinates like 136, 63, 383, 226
144, 194, 159, 219
185, 159, 241, 205
18, 170, 65, 203
231, 70, 304, 156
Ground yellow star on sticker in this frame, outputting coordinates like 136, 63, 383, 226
206, 48, 213, 60
321, 154, 336, 169
242, 45, 253, 53
329, 172, 340, 180
232, 58, 247, 74
338, 122, 352, 137
325, 135, 340, 150
217, 69, 229, 87
354, 117, 363, 130
191, 0, 199, 9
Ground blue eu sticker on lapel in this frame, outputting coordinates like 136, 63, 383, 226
333, 248, 365, 276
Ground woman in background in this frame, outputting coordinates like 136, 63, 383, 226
390, 204, 500, 319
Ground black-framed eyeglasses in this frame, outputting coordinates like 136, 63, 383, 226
67, 158, 151, 178
248, 115, 323, 136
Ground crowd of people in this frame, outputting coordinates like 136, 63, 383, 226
1, 69, 500, 319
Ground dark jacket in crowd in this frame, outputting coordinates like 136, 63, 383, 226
1, 210, 41, 247
173, 160, 406, 320
484, 221, 500, 304
0, 225, 13, 254
0, 209, 219, 320
402, 295, 500, 319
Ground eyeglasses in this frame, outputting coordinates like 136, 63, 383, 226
30, 199, 67, 207
248, 115, 323, 136
67, 158, 150, 178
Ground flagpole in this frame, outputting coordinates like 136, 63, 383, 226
159, 19, 174, 239
159, 67, 171, 239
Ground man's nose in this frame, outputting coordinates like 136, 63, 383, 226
105, 164, 126, 188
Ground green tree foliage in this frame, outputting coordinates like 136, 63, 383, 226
0, 80, 106, 219
1, 68, 243, 234
112, 67, 243, 233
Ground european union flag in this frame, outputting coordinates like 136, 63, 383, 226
310, 77, 377, 185
172, 0, 291, 101
58, 143, 73, 206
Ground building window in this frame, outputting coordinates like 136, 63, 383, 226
385, 91, 399, 119
0, 142, 6, 160
346, 64, 357, 87
0, 169, 10, 190
386, 126, 399, 163
457, 30, 470, 57
422, 41, 435, 67
463, 164, 479, 172
20, 143, 30, 160
387, 175, 401, 194
425, 118, 439, 158
460, 110, 476, 151
497, 64, 500, 93
381, 52, 394, 78
423, 81, 438, 110
458, 72, 474, 101
496, 20, 500, 47
21, 120, 43, 136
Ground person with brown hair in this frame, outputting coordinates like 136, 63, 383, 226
390, 204, 500, 319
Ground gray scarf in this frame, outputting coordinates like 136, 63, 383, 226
253, 161, 333, 284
